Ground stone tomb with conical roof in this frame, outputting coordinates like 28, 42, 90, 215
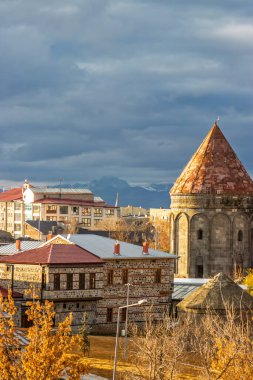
177, 272, 253, 316
169, 123, 253, 278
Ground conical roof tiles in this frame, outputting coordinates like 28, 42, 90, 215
170, 123, 253, 195
177, 273, 253, 312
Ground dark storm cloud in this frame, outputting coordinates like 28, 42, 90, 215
0, 0, 252, 186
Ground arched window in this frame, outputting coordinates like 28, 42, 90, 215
238, 230, 243, 242
197, 229, 203, 240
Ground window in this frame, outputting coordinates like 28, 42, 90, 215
42, 270, 46, 290
155, 269, 161, 283
79, 273, 85, 290
122, 270, 128, 285
63, 303, 66, 309
94, 219, 102, 226
107, 270, 113, 285
197, 229, 203, 240
76, 303, 79, 308
94, 208, 103, 217
14, 224, 21, 231
71, 206, 79, 215
33, 205, 40, 213
89, 273, 96, 289
121, 308, 127, 322
105, 208, 114, 217
46, 205, 57, 214
107, 308, 113, 322
196, 265, 203, 278
46, 216, 57, 221
82, 207, 91, 216
54, 274, 60, 290
14, 203, 22, 211
14, 214, 21, 221
82, 218, 91, 227
66, 273, 73, 290
238, 230, 243, 242
59, 206, 68, 214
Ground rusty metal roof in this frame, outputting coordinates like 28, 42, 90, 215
170, 123, 253, 195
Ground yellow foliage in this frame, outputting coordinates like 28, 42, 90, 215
243, 269, 253, 295
0, 291, 89, 380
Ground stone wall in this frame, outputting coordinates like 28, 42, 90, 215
0, 257, 175, 333
171, 194, 253, 277
94, 258, 175, 334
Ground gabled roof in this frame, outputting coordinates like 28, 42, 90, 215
177, 273, 253, 311
64, 234, 177, 260
0, 244, 103, 265
170, 123, 253, 196
0, 188, 23, 202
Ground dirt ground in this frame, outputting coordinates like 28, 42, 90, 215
81, 336, 203, 380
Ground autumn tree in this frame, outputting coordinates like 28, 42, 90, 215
149, 219, 170, 252
0, 291, 88, 380
126, 309, 193, 380
95, 217, 154, 245
243, 269, 253, 295
79, 312, 90, 356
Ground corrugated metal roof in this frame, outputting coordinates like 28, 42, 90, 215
31, 187, 92, 194
65, 234, 177, 260
0, 241, 41, 255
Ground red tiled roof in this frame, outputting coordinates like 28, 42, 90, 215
170, 123, 253, 196
0, 286, 23, 298
0, 244, 103, 265
0, 188, 23, 202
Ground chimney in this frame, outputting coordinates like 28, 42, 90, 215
142, 241, 149, 255
114, 241, 120, 255
16, 239, 21, 251
47, 233, 54, 241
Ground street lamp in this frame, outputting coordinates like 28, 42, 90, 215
124, 283, 132, 361
113, 299, 147, 380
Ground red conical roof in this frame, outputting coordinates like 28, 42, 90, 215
170, 123, 253, 196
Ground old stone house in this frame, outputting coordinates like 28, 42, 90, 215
0, 235, 176, 333
169, 122, 253, 278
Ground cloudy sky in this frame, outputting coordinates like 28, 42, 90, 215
0, 0, 253, 187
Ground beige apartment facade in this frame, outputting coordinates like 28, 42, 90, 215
0, 182, 119, 238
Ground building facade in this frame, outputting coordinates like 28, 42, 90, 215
169, 123, 253, 278
0, 235, 176, 333
0, 182, 119, 238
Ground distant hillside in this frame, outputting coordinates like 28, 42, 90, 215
53, 177, 172, 209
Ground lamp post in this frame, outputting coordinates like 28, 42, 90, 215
124, 283, 132, 361
113, 299, 147, 380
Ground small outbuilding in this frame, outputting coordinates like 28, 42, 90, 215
177, 272, 253, 317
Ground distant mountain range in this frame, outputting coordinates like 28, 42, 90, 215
53, 177, 172, 209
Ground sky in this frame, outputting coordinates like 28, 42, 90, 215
0, 0, 253, 187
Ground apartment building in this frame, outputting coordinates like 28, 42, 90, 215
0, 182, 119, 238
